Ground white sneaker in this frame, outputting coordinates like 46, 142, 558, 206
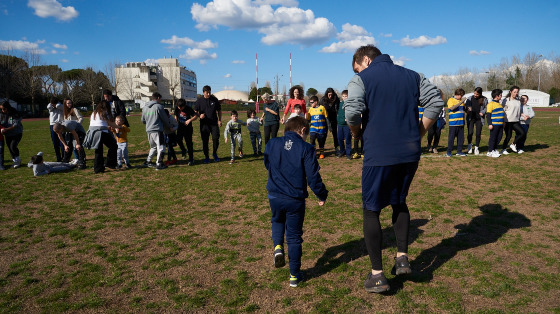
474, 147, 479, 155
501, 149, 509, 155
69, 159, 79, 165
510, 144, 517, 153
517, 149, 524, 154
491, 150, 501, 158
467, 144, 472, 154
487, 151, 492, 157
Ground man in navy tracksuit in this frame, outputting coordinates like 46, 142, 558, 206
264, 116, 328, 288
345, 45, 443, 293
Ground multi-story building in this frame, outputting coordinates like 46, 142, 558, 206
115, 57, 197, 108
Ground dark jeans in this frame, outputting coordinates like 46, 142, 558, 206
488, 125, 504, 152
94, 132, 117, 173
447, 126, 464, 154
249, 131, 262, 154
518, 124, 530, 150
50, 125, 63, 162
337, 125, 352, 156
467, 115, 483, 147
310, 132, 327, 154
4, 133, 22, 160
427, 123, 441, 150
270, 196, 305, 276
166, 133, 177, 161
502, 122, 525, 150
327, 117, 339, 149
62, 131, 86, 166
177, 124, 194, 161
264, 123, 279, 145
200, 123, 220, 158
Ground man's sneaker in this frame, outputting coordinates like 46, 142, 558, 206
517, 149, 524, 154
213, 154, 220, 162
78, 163, 87, 170
474, 146, 480, 155
239, 151, 243, 158
203, 157, 210, 164
364, 273, 390, 293
491, 150, 501, 158
289, 273, 304, 288
143, 161, 156, 168
510, 143, 517, 153
187, 160, 194, 166
501, 149, 509, 155
229, 159, 235, 164
445, 152, 452, 157
274, 245, 285, 268
467, 144, 473, 154
155, 163, 167, 170
336, 152, 342, 158
432, 148, 438, 154
456, 152, 467, 157
393, 255, 412, 275
346, 155, 352, 160
487, 151, 492, 157
69, 159, 79, 165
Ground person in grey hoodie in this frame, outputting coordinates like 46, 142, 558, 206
141, 92, 171, 170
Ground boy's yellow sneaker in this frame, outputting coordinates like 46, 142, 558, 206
352, 152, 360, 159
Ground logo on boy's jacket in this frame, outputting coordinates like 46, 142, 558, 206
284, 139, 293, 151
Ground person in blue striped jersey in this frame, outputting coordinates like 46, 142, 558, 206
446, 88, 467, 157
486, 89, 505, 158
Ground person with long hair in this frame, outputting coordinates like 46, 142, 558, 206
0, 101, 24, 169
63, 98, 83, 164
465, 87, 488, 155
83, 100, 118, 173
282, 85, 306, 124
500, 85, 525, 154
320, 87, 341, 155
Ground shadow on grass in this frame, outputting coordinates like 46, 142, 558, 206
307, 218, 429, 280
406, 203, 531, 285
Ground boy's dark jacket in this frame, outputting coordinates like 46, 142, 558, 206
264, 131, 328, 201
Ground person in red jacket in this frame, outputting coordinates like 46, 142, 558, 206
282, 85, 306, 124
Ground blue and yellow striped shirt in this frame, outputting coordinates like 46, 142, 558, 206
447, 97, 465, 126
418, 106, 424, 123
307, 105, 328, 134
486, 101, 504, 125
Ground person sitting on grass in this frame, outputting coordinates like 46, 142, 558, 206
27, 152, 75, 176
224, 110, 246, 164
264, 116, 328, 288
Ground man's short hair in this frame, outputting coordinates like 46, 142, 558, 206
284, 116, 309, 135
103, 89, 112, 96
176, 98, 186, 107
352, 45, 382, 67
491, 89, 503, 99
522, 94, 529, 100
454, 88, 465, 96
310, 95, 319, 103
52, 122, 63, 133
231, 110, 238, 116
152, 92, 162, 100
203, 85, 211, 93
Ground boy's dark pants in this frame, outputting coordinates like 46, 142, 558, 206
488, 125, 503, 152
310, 132, 326, 151
249, 131, 262, 154
270, 196, 305, 276
447, 126, 464, 154
177, 124, 194, 160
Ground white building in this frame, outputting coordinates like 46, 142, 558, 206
464, 89, 550, 107
115, 57, 197, 108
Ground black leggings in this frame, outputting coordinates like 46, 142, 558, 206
4, 133, 22, 159
502, 122, 525, 150
467, 116, 483, 147
176, 125, 194, 160
264, 123, 279, 145
363, 204, 410, 270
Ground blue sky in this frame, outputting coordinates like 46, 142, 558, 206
1, 0, 559, 95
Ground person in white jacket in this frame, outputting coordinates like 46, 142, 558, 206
517, 94, 535, 154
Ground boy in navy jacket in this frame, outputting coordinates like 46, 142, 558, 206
264, 116, 328, 287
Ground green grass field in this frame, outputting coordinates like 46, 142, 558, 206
1, 110, 559, 313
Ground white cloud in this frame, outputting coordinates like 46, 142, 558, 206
27, 0, 79, 21
191, 1, 335, 46
50, 49, 57, 54
0, 39, 47, 54
232, 60, 245, 64
180, 48, 218, 64
161, 35, 217, 49
320, 23, 376, 53
469, 50, 490, 56
224, 73, 231, 78
395, 35, 447, 48
390, 55, 410, 67
52, 43, 67, 49
223, 85, 234, 90
380, 33, 392, 38
61, 59, 69, 63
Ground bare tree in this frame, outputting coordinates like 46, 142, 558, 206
21, 49, 42, 114
104, 60, 120, 92
167, 66, 180, 107
33, 65, 61, 97
0, 50, 28, 100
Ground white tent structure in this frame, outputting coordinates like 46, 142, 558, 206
464, 89, 550, 107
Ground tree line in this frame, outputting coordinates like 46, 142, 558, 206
0, 50, 113, 117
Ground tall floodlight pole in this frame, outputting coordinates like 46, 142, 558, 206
256, 53, 259, 113
290, 53, 292, 88
537, 54, 543, 91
